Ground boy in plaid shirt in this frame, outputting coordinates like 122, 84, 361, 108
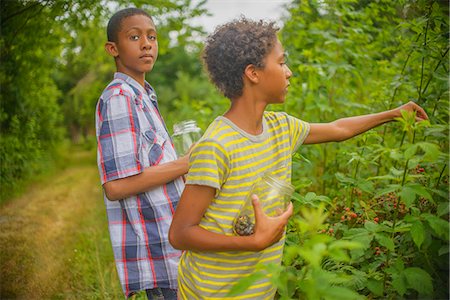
96, 7, 187, 299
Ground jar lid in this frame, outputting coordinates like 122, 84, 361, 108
173, 120, 201, 135
262, 173, 295, 195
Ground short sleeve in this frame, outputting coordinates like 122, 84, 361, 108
185, 138, 230, 190
284, 113, 310, 153
97, 90, 142, 184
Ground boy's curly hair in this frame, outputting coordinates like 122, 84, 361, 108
202, 18, 279, 100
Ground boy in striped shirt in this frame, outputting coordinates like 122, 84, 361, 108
169, 18, 428, 299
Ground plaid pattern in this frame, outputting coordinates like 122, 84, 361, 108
96, 72, 183, 298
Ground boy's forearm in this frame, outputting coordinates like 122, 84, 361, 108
305, 109, 396, 144
169, 184, 274, 252
332, 109, 397, 141
169, 187, 292, 252
103, 157, 189, 200
305, 101, 428, 144
331, 100, 428, 142
169, 224, 263, 252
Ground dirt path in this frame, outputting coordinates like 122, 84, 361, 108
0, 149, 120, 299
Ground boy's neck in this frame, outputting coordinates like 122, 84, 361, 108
117, 67, 146, 88
127, 73, 146, 88
224, 96, 267, 135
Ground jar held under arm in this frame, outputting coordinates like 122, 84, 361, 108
233, 174, 295, 236
172, 120, 202, 156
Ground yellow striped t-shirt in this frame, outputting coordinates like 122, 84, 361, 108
178, 111, 310, 299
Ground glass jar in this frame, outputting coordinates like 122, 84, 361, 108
233, 173, 295, 236
172, 120, 202, 156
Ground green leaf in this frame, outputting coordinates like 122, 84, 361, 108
315, 195, 332, 204
393, 258, 405, 271
404, 144, 418, 160
329, 240, 364, 251
403, 267, 433, 296
328, 248, 350, 262
437, 202, 449, 217
344, 228, 373, 250
305, 192, 317, 201
343, 229, 373, 259
390, 222, 411, 233
417, 142, 441, 161
438, 245, 449, 256
368, 174, 399, 182
367, 279, 384, 297
433, 188, 450, 200
344, 228, 370, 237
336, 172, 356, 185
399, 187, 416, 208
374, 185, 400, 198
405, 183, 434, 202
273, 265, 296, 298
392, 275, 407, 296
329, 240, 362, 262
293, 153, 312, 165
227, 271, 266, 296
321, 285, 365, 300
422, 213, 450, 240
364, 221, 379, 233
356, 179, 374, 194
410, 221, 425, 249
291, 192, 303, 203
375, 233, 395, 251
283, 245, 300, 265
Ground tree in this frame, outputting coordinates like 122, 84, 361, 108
0, 0, 211, 201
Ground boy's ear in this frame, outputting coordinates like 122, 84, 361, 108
243, 64, 259, 83
105, 41, 119, 57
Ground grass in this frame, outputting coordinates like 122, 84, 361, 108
0, 143, 150, 299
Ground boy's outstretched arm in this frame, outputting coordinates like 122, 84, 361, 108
304, 101, 428, 145
169, 184, 293, 252
103, 154, 189, 200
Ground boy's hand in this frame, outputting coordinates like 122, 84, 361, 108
394, 101, 429, 122
178, 142, 197, 174
250, 194, 293, 251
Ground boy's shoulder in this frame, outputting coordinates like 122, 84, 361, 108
100, 77, 137, 102
264, 110, 289, 121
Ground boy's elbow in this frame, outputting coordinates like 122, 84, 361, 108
103, 182, 122, 201
169, 226, 185, 250
168, 227, 181, 249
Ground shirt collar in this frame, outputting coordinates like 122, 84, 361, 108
114, 72, 156, 100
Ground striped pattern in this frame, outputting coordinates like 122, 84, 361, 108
96, 72, 183, 297
178, 111, 310, 299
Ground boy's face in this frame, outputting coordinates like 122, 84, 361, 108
106, 14, 158, 80
257, 39, 292, 104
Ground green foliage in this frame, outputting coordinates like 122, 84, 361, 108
229, 203, 367, 300
279, 0, 449, 299
0, 0, 103, 199
0, 0, 213, 202
159, 70, 229, 134
1, 0, 448, 298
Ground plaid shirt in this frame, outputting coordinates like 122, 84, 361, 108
96, 72, 183, 297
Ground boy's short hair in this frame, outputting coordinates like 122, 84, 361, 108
202, 17, 279, 100
107, 7, 153, 43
